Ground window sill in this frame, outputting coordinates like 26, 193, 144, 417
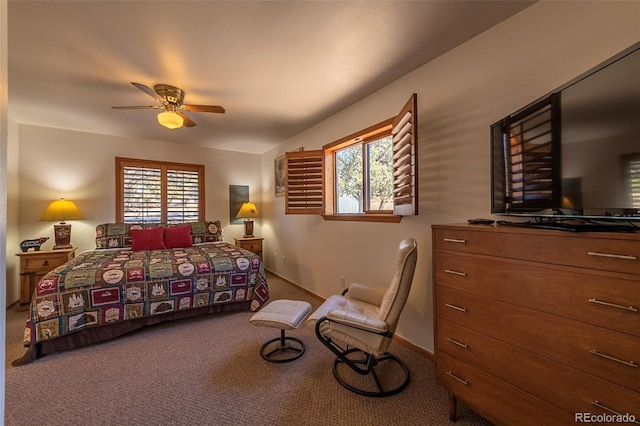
322, 214, 401, 223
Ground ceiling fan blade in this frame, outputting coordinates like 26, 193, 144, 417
182, 104, 226, 114
111, 105, 159, 110
177, 111, 196, 127
131, 82, 165, 103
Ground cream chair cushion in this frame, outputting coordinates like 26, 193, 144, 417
306, 238, 417, 357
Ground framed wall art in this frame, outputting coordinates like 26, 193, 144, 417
229, 185, 249, 224
274, 155, 285, 196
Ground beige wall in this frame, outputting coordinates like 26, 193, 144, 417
260, 1, 640, 353
2, 0, 8, 414
6, 1, 640, 355
5, 119, 19, 305
8, 125, 262, 303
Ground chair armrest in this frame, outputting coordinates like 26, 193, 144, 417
346, 282, 386, 306
326, 308, 389, 334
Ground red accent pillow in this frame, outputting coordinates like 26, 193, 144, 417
130, 227, 166, 251
164, 225, 193, 249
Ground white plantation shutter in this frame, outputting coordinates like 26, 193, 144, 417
117, 158, 205, 223
392, 94, 418, 216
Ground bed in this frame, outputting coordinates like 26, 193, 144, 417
13, 221, 269, 365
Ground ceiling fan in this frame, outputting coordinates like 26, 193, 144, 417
111, 82, 225, 129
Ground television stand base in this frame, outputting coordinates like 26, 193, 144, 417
496, 219, 638, 233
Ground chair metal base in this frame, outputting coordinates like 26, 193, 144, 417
331, 348, 410, 397
259, 329, 305, 363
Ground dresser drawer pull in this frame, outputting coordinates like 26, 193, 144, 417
592, 401, 640, 424
446, 371, 469, 386
443, 238, 466, 244
588, 298, 638, 313
587, 251, 637, 261
446, 337, 469, 349
444, 303, 467, 312
590, 349, 638, 368
444, 269, 467, 277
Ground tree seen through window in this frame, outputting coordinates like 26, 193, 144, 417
336, 135, 393, 213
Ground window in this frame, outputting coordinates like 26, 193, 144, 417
328, 121, 395, 216
333, 133, 395, 214
335, 142, 364, 213
285, 94, 418, 222
116, 157, 205, 223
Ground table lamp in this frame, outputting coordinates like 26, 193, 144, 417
236, 202, 259, 238
40, 198, 85, 249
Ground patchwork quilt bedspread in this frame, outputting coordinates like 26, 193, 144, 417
23, 242, 269, 345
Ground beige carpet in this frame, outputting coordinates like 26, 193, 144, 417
4, 273, 491, 426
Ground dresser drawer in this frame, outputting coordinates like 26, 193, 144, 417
241, 241, 262, 252
234, 238, 263, 256
22, 253, 70, 273
433, 227, 640, 275
436, 286, 640, 392
435, 251, 640, 337
437, 319, 640, 420
436, 352, 571, 425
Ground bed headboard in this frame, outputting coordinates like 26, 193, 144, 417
95, 221, 223, 249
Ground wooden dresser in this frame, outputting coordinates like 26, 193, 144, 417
432, 223, 639, 425
16, 247, 76, 304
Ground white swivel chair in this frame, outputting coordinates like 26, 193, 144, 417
306, 238, 417, 397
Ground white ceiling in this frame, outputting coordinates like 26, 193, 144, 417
8, 1, 534, 154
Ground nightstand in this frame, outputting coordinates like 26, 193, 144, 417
234, 237, 264, 259
16, 247, 76, 304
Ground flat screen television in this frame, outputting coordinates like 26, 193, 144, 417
490, 42, 640, 231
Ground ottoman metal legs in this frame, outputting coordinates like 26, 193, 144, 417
250, 299, 312, 363
259, 330, 306, 363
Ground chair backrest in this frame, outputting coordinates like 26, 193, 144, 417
376, 238, 417, 333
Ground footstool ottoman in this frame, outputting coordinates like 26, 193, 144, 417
249, 299, 312, 363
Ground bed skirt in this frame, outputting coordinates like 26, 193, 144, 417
12, 301, 251, 366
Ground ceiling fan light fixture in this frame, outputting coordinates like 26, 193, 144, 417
157, 110, 184, 129
113, 83, 225, 128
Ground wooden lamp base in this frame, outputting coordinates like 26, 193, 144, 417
53, 223, 73, 250
243, 219, 254, 238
